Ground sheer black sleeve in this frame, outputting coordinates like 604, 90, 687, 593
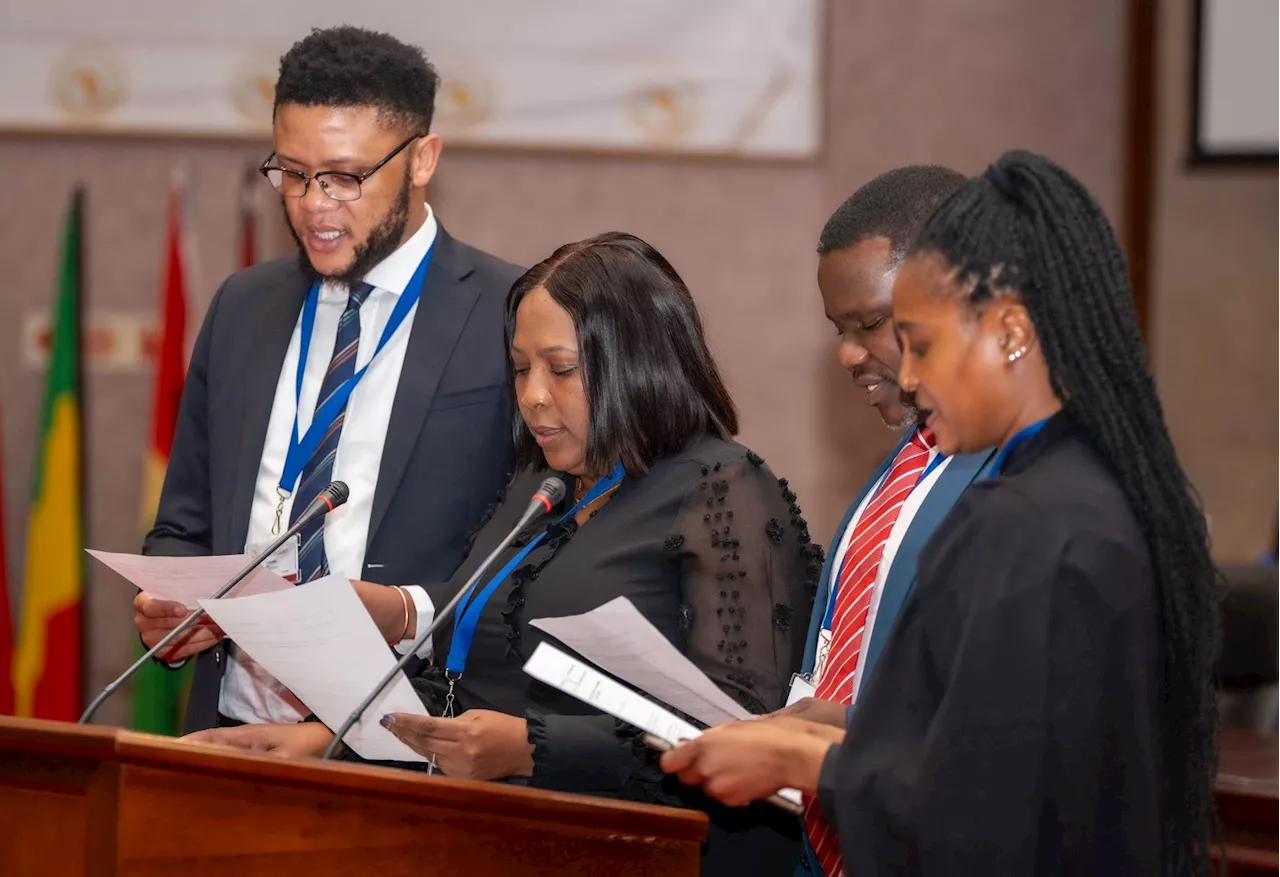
668, 454, 818, 713
527, 451, 822, 803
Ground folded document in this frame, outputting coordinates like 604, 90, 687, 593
529, 595, 751, 727
522, 605, 805, 811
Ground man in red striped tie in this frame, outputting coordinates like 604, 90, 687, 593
782, 167, 1001, 877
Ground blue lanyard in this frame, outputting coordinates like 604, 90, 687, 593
445, 462, 627, 677
991, 417, 1051, 475
921, 452, 946, 482
821, 446, 946, 630
277, 241, 435, 498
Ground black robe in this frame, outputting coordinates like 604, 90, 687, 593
818, 414, 1163, 875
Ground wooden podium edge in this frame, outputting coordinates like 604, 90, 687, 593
0, 717, 709, 843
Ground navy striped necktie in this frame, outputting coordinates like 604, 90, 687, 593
291, 282, 374, 582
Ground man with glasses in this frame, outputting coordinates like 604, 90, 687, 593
134, 26, 521, 734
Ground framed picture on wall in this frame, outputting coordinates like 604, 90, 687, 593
0, 1, 822, 161
1188, 0, 1278, 165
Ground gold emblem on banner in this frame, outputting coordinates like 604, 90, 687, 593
630, 83, 698, 144
230, 48, 281, 129
50, 43, 126, 121
434, 66, 494, 137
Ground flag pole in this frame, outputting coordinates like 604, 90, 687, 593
129, 172, 193, 735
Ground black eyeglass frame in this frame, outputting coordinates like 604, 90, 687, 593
258, 133, 426, 201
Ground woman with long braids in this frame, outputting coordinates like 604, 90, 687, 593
660, 150, 1220, 876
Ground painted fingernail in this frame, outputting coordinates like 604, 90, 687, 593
380, 714, 395, 729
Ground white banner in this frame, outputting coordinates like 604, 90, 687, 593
0, 1, 820, 158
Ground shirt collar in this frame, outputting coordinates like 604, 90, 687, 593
319, 203, 438, 301
911, 426, 946, 472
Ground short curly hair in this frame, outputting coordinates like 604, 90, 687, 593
274, 26, 440, 134
817, 165, 965, 265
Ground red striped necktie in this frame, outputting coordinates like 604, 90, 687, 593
804, 426, 935, 877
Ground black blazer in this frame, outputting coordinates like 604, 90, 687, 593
142, 227, 522, 733
820, 415, 1161, 875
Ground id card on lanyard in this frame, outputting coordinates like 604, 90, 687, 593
439, 463, 626, 719
269, 241, 436, 536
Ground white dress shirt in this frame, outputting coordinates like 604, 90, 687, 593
815, 430, 951, 705
219, 205, 440, 724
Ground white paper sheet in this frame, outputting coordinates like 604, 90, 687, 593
524, 640, 703, 745
198, 575, 428, 762
88, 549, 292, 609
523, 642, 802, 809
529, 596, 751, 728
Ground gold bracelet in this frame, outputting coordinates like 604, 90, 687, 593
392, 586, 412, 644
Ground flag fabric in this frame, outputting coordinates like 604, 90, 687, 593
239, 165, 257, 269
0, 409, 14, 716
14, 189, 84, 720
130, 176, 192, 735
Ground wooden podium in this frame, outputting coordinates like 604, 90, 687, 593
0, 717, 706, 877
1216, 728, 1279, 877
4, 717, 1274, 876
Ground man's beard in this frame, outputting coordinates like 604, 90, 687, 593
892, 399, 920, 431
854, 365, 920, 431
287, 173, 412, 291
880, 383, 919, 431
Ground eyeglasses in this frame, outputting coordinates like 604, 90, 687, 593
259, 133, 425, 202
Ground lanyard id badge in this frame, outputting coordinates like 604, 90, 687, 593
271, 241, 436, 533
991, 417, 1051, 474
785, 673, 817, 707
439, 464, 626, 718
245, 536, 300, 584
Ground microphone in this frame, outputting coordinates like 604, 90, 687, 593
79, 481, 350, 724
321, 476, 566, 759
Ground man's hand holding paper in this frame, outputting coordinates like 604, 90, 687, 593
133, 590, 226, 661
93, 549, 294, 661
193, 574, 429, 762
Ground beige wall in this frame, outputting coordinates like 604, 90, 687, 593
1151, 0, 1278, 563
0, 0, 1136, 724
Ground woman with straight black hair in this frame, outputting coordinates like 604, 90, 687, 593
660, 152, 1220, 877
189, 232, 822, 875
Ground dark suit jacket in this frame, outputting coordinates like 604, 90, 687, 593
142, 227, 521, 733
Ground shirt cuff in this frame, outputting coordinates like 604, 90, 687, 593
393, 585, 435, 660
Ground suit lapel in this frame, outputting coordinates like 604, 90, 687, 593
801, 432, 911, 674
367, 228, 480, 547
858, 445, 1000, 684
229, 268, 310, 551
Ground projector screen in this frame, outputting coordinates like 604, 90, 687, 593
0, 0, 821, 158
1191, 0, 1278, 163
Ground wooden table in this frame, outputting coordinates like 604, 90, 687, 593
1216, 728, 1278, 876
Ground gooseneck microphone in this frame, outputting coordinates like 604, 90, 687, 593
79, 481, 350, 725
321, 476, 566, 760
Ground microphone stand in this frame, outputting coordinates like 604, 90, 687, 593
322, 482, 564, 760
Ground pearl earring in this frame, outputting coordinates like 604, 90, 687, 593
1007, 346, 1028, 363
